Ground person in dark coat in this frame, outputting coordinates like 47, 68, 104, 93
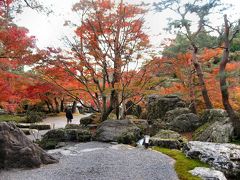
65, 108, 73, 124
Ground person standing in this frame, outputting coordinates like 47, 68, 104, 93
65, 108, 73, 124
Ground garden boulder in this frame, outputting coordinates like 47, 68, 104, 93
149, 130, 187, 149
183, 141, 240, 178
95, 119, 141, 143
147, 95, 186, 121
80, 113, 101, 126
0, 122, 58, 169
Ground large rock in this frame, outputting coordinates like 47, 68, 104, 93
149, 130, 186, 149
149, 119, 167, 136
193, 109, 234, 143
39, 129, 65, 149
131, 119, 149, 135
39, 128, 92, 149
193, 118, 233, 143
167, 113, 201, 133
16, 123, 51, 130
0, 122, 58, 169
147, 95, 186, 121
164, 108, 191, 123
200, 109, 228, 123
95, 119, 141, 143
189, 167, 227, 180
183, 141, 240, 178
80, 113, 101, 126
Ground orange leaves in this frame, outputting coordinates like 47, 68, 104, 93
99, 0, 113, 10
199, 48, 222, 62
155, 47, 240, 111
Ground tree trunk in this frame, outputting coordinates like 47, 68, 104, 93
45, 100, 51, 113
112, 0, 123, 119
54, 97, 60, 113
47, 98, 54, 112
119, 99, 126, 119
71, 101, 77, 113
192, 46, 213, 109
220, 14, 240, 138
60, 98, 64, 112
188, 67, 197, 114
101, 90, 115, 121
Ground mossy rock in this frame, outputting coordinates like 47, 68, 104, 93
131, 119, 149, 135
29, 124, 51, 130
149, 119, 167, 136
39, 128, 92, 149
65, 124, 81, 129
76, 129, 92, 142
117, 131, 138, 145
65, 129, 77, 141
147, 95, 186, 120
80, 113, 101, 126
42, 129, 65, 141
192, 122, 212, 140
192, 118, 233, 143
149, 130, 187, 149
38, 139, 59, 150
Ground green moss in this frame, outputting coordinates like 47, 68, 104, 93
25, 111, 45, 123
153, 147, 209, 180
38, 139, 58, 150
117, 132, 137, 145
192, 122, 212, 140
0, 114, 26, 123
76, 129, 92, 142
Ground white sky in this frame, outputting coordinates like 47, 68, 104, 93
15, 0, 240, 49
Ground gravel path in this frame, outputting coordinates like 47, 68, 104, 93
41, 113, 91, 129
1, 142, 179, 180
26, 113, 91, 141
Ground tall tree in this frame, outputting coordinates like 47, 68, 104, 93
219, 14, 240, 138
154, 0, 222, 109
43, 0, 151, 121
0, 0, 49, 112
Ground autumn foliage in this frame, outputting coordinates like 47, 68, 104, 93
0, 0, 240, 122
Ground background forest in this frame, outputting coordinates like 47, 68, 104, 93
0, 0, 240, 135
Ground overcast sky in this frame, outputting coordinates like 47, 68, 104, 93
15, 0, 240, 49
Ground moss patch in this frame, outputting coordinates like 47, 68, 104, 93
38, 139, 59, 150
192, 122, 212, 140
153, 147, 209, 180
0, 114, 26, 123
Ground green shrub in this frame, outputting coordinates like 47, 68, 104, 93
42, 129, 65, 141
0, 114, 26, 123
65, 129, 77, 141
39, 129, 66, 150
38, 139, 59, 150
25, 111, 46, 123
76, 129, 92, 142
